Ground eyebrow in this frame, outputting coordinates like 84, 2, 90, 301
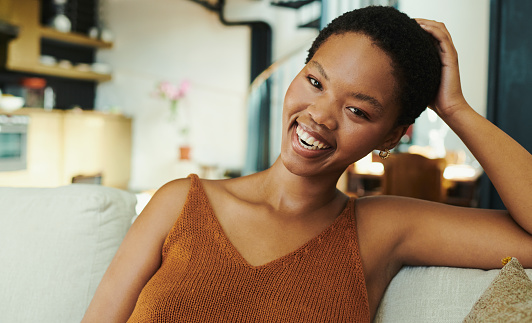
309, 61, 329, 81
350, 92, 385, 115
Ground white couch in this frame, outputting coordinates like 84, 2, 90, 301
0, 184, 137, 323
0, 184, 529, 322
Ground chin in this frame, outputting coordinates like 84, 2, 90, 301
279, 147, 310, 177
281, 159, 312, 177
279, 150, 344, 179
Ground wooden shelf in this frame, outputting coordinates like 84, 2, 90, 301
3, 0, 113, 83
0, 20, 19, 38
40, 27, 113, 49
7, 62, 112, 82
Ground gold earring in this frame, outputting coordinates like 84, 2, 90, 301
379, 149, 390, 160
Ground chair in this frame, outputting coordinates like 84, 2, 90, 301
382, 153, 447, 202
72, 173, 103, 185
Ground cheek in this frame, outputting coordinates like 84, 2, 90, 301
338, 123, 389, 155
283, 76, 310, 114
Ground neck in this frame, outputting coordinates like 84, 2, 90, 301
252, 158, 347, 215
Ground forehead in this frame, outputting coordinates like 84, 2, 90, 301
310, 32, 399, 111
314, 31, 392, 63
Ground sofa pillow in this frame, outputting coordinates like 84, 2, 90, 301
463, 257, 532, 322
0, 184, 137, 323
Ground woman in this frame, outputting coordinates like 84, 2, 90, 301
83, 6, 532, 322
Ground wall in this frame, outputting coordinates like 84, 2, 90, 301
399, 0, 490, 162
95, 0, 250, 191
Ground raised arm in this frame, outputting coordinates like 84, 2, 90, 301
356, 20, 532, 273
416, 19, 532, 233
81, 179, 190, 322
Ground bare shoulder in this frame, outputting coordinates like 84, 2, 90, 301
149, 177, 193, 210
354, 196, 418, 271
139, 177, 193, 232
354, 195, 422, 245
127, 176, 194, 256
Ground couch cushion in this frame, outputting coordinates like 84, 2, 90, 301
374, 265, 532, 323
0, 184, 137, 323
463, 257, 532, 322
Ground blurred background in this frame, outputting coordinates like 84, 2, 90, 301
0, 0, 530, 210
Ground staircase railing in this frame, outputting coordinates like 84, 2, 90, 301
243, 42, 313, 174
188, 0, 222, 12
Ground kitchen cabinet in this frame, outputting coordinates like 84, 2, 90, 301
0, 108, 131, 189
62, 111, 131, 188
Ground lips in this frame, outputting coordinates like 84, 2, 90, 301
290, 122, 334, 161
295, 124, 332, 151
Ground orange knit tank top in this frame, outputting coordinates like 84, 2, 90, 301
127, 174, 370, 322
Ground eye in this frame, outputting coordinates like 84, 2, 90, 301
307, 77, 322, 90
347, 107, 368, 119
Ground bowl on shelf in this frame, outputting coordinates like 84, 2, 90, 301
0, 95, 25, 112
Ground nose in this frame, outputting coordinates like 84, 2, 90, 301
307, 96, 339, 130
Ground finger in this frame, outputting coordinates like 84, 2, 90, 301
417, 23, 458, 66
415, 18, 453, 39
418, 23, 454, 53
415, 19, 454, 46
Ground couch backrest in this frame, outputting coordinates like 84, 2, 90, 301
0, 184, 137, 323
374, 265, 532, 322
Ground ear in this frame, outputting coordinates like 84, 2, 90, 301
378, 124, 410, 151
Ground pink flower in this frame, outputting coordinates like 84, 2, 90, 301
155, 80, 190, 102
154, 79, 190, 117
177, 80, 191, 98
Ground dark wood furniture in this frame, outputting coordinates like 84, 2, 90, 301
382, 153, 447, 203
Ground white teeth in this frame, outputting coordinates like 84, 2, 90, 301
295, 125, 331, 151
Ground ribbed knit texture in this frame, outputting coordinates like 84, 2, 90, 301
127, 174, 370, 322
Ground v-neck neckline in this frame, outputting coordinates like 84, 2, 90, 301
192, 175, 353, 270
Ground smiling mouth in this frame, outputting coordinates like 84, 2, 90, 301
296, 125, 331, 151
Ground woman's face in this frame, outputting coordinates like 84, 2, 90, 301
281, 32, 407, 177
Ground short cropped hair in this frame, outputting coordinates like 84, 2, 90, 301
306, 6, 441, 126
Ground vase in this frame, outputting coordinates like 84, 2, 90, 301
179, 145, 191, 161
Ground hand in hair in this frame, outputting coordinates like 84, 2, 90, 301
415, 18, 469, 119
415, 18, 532, 235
